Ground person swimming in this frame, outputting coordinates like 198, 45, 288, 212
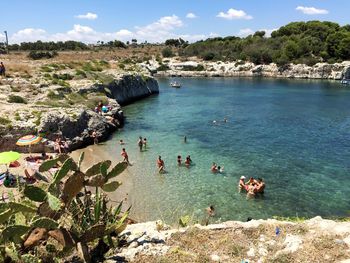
119, 139, 125, 145
246, 183, 256, 198
255, 178, 265, 194
206, 205, 215, 217
217, 166, 224, 173
211, 162, 218, 173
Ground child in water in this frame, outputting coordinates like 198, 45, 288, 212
177, 155, 182, 166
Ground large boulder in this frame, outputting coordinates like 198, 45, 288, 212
38, 108, 123, 151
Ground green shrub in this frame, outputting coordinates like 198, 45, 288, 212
157, 64, 170, 71
182, 64, 205, 71
0, 117, 11, 125
162, 47, 174, 58
75, 69, 87, 78
202, 52, 215, 61
7, 95, 27, 104
28, 51, 58, 60
47, 90, 64, 100
52, 73, 73, 81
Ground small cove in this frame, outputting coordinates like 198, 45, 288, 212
91, 77, 350, 223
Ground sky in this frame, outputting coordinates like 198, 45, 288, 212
0, 0, 349, 44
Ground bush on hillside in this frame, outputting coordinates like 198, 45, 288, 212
162, 47, 174, 58
7, 95, 27, 104
28, 50, 58, 60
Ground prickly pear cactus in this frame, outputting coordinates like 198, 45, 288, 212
0, 152, 130, 263
23, 185, 47, 202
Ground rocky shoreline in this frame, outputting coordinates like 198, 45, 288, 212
104, 216, 350, 262
140, 58, 350, 80
0, 73, 159, 153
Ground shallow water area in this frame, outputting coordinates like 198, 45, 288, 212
93, 78, 350, 223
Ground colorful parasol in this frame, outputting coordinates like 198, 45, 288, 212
16, 135, 42, 146
0, 151, 21, 165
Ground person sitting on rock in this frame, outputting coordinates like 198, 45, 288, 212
91, 131, 98, 145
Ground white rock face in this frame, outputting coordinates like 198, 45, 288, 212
282, 234, 303, 253
109, 221, 173, 262
148, 58, 350, 80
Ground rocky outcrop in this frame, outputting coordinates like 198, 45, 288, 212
78, 74, 159, 106
142, 59, 350, 80
38, 106, 123, 152
106, 217, 350, 263
0, 74, 159, 152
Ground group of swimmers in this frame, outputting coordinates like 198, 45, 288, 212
137, 136, 147, 151
211, 162, 224, 173
238, 176, 265, 197
177, 155, 192, 167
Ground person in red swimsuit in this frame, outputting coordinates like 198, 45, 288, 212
121, 148, 130, 165
157, 156, 165, 173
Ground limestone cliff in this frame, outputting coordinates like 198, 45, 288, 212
141, 59, 350, 80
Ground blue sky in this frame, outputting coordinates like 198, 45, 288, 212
0, 0, 349, 43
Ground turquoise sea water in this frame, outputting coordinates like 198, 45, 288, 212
101, 78, 350, 223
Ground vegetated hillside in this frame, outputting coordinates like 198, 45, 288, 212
181, 21, 350, 66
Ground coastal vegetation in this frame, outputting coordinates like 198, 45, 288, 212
181, 21, 350, 66
0, 153, 129, 262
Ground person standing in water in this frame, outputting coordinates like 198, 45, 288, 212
138, 136, 143, 151
184, 136, 187, 143
157, 156, 165, 173
143, 138, 147, 148
121, 148, 130, 165
185, 155, 192, 168
177, 155, 182, 166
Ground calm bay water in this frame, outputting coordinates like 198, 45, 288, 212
101, 78, 350, 223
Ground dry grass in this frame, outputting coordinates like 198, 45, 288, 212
6, 62, 32, 76
134, 223, 350, 263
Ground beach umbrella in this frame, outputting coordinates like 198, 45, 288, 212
0, 151, 21, 165
16, 135, 43, 153
16, 135, 42, 146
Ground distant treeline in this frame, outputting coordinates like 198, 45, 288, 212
1, 40, 128, 52
179, 21, 350, 66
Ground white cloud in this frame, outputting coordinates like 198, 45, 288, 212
11, 28, 47, 42
259, 28, 278, 37
8, 15, 214, 44
296, 6, 328, 15
186, 13, 197, 19
75, 12, 98, 20
238, 28, 254, 37
238, 28, 278, 37
217, 8, 253, 20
